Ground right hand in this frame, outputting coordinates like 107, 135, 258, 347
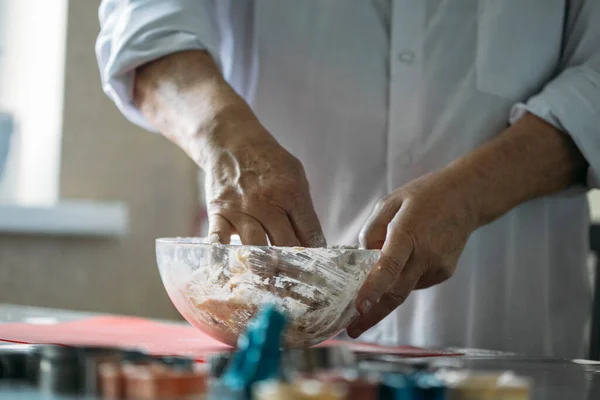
133, 50, 324, 247
201, 111, 325, 247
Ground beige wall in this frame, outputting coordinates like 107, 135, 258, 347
0, 1, 199, 318
590, 192, 600, 222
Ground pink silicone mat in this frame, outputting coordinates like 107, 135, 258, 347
0, 316, 462, 361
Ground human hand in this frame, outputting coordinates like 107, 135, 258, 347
201, 112, 325, 247
133, 51, 324, 247
347, 169, 478, 338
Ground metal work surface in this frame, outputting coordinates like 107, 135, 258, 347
359, 354, 600, 399
0, 303, 183, 325
1, 304, 599, 399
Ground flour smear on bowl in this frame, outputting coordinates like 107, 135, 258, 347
157, 239, 379, 347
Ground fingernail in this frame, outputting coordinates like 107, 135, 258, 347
347, 330, 359, 339
307, 234, 327, 248
347, 323, 360, 339
358, 299, 373, 315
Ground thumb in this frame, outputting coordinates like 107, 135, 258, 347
348, 221, 416, 339
355, 224, 414, 315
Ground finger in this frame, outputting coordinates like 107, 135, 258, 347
347, 260, 422, 339
265, 214, 301, 247
359, 197, 400, 249
253, 207, 301, 247
289, 197, 326, 248
208, 214, 233, 244
229, 214, 269, 246
355, 222, 414, 316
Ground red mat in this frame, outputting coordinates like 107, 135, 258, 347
0, 316, 461, 361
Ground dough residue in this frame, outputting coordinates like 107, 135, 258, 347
163, 244, 378, 347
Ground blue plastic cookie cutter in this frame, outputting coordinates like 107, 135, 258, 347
218, 304, 287, 397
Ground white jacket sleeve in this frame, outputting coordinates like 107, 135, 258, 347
509, 0, 600, 188
96, 0, 220, 132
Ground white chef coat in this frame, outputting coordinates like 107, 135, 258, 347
96, 0, 600, 358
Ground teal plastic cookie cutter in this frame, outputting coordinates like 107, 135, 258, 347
219, 304, 287, 396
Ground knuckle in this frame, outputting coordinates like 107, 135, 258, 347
360, 220, 387, 250
207, 207, 230, 221
387, 222, 417, 247
376, 256, 404, 278
208, 225, 227, 235
374, 199, 386, 211
208, 188, 244, 207
386, 220, 400, 236
287, 154, 306, 175
437, 267, 453, 282
275, 156, 306, 186
374, 197, 389, 212
209, 199, 252, 216
375, 193, 398, 211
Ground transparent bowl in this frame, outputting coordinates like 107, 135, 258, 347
156, 238, 380, 348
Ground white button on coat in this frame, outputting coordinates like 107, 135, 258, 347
96, 0, 600, 358
397, 50, 415, 64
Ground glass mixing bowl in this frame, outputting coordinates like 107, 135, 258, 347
156, 238, 380, 348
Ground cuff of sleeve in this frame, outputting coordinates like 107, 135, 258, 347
101, 32, 210, 133
96, 1, 221, 132
509, 65, 600, 191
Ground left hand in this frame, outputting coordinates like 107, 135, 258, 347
347, 168, 479, 338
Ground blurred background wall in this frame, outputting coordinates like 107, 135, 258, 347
0, 0, 199, 318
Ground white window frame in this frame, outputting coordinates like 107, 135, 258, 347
0, 0, 68, 205
0, 0, 128, 237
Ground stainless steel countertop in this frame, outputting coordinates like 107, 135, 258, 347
0, 303, 105, 324
1, 303, 599, 399
0, 303, 189, 325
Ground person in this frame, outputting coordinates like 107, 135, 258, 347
96, 1, 600, 358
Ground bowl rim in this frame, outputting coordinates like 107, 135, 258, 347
155, 237, 381, 254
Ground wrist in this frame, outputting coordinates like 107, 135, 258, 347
189, 102, 277, 169
434, 163, 484, 231
134, 50, 276, 167
443, 113, 588, 230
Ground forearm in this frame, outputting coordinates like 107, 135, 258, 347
447, 113, 588, 228
133, 50, 260, 168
